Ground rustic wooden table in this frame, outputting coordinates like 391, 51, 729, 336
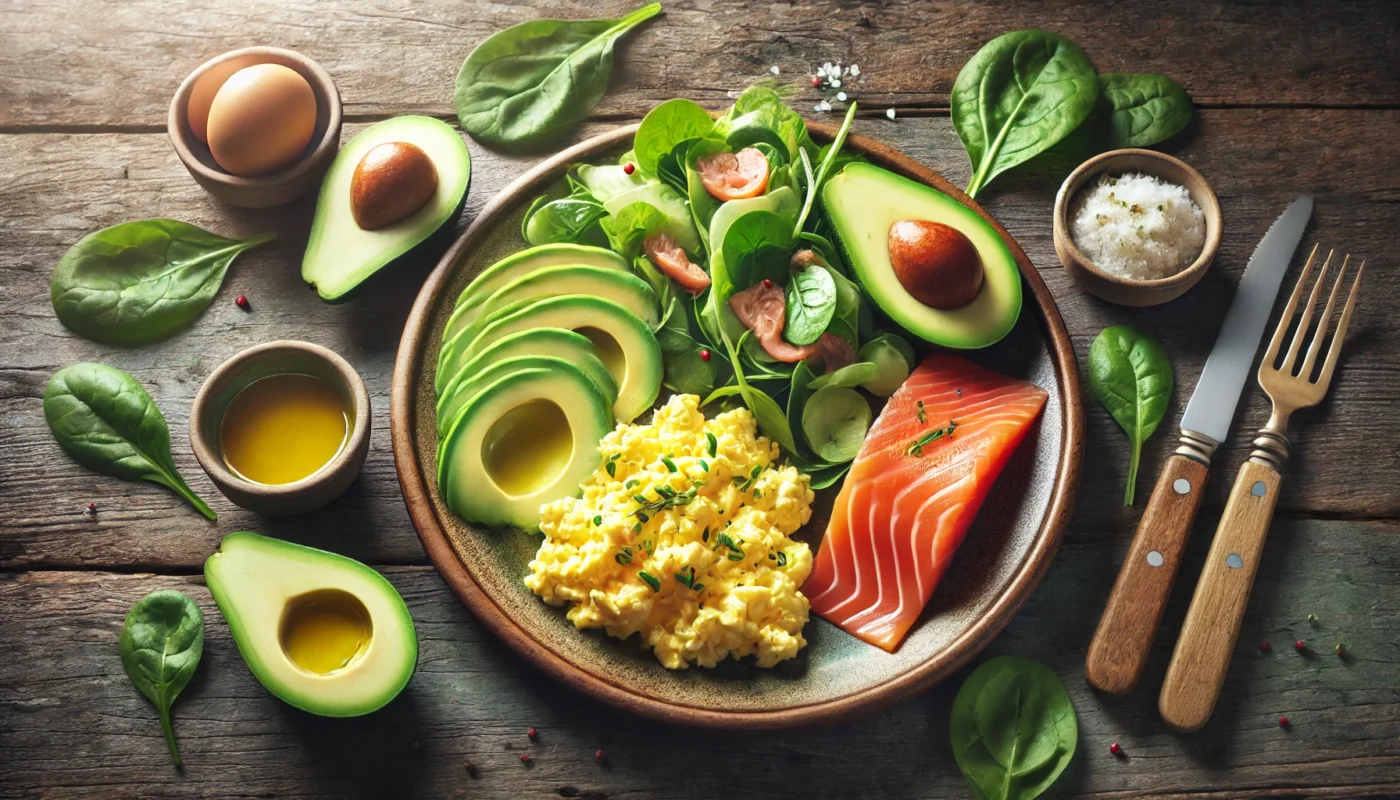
3, 1, 1398, 797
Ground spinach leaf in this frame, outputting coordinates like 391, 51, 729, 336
721, 210, 793, 290
1100, 72, 1193, 148
712, 85, 817, 163
603, 180, 703, 254
523, 197, 609, 246
1088, 325, 1173, 506
51, 220, 274, 346
44, 363, 217, 520
599, 200, 665, 262
785, 263, 837, 346
719, 330, 801, 454
951, 30, 1099, 198
793, 101, 857, 235
119, 590, 204, 766
454, 3, 662, 148
951, 655, 1078, 800
635, 98, 714, 176
802, 386, 872, 463
656, 137, 700, 197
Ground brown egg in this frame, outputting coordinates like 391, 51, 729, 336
185, 54, 263, 144
887, 219, 985, 309
207, 64, 317, 177
350, 142, 439, 230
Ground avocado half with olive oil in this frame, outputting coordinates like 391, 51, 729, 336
821, 162, 1022, 349
302, 116, 471, 302
204, 532, 417, 717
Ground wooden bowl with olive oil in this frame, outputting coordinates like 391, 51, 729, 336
192, 340, 370, 515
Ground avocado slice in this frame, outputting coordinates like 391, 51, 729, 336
821, 163, 1022, 349
437, 295, 661, 422
443, 264, 659, 346
452, 244, 627, 318
436, 328, 617, 434
436, 354, 616, 438
204, 532, 417, 717
438, 367, 612, 530
302, 116, 471, 302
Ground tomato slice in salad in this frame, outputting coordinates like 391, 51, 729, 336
643, 233, 711, 294
697, 148, 770, 201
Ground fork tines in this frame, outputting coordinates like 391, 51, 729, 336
1263, 244, 1365, 388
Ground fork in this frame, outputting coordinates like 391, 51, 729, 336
1158, 247, 1364, 733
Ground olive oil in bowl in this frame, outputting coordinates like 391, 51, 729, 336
220, 373, 349, 485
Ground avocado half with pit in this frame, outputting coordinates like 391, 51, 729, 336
204, 532, 417, 717
438, 365, 613, 530
821, 162, 1022, 349
302, 116, 471, 302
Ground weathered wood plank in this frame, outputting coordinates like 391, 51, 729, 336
1, 517, 1396, 798
2, 0, 1398, 130
2, 109, 1397, 570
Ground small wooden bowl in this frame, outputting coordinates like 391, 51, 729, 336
168, 47, 342, 209
190, 341, 370, 516
1053, 149, 1222, 307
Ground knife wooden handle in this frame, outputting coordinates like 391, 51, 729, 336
1085, 454, 1209, 695
1159, 459, 1283, 732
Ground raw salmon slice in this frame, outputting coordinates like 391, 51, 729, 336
805, 353, 1048, 652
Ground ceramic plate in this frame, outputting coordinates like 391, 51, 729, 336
391, 122, 1083, 729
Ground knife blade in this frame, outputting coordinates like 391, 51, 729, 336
1180, 195, 1314, 444
1086, 196, 1313, 696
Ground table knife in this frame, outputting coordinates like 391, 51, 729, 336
1084, 196, 1313, 695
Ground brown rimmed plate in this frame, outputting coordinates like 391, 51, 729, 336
391, 122, 1083, 729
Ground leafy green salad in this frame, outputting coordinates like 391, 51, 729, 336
517, 86, 917, 487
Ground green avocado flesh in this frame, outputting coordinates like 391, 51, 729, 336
436, 353, 617, 438
437, 295, 661, 423
302, 116, 471, 302
438, 367, 612, 530
204, 532, 417, 718
452, 244, 627, 319
442, 264, 659, 345
821, 162, 1022, 349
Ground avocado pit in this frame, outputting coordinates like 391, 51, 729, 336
350, 141, 438, 230
888, 219, 984, 310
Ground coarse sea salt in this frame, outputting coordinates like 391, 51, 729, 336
1069, 172, 1205, 281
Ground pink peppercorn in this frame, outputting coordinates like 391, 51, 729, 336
699, 349, 710, 362
527, 728, 537, 740
1109, 742, 1123, 757
1259, 641, 1271, 653
1279, 716, 1290, 728
1295, 640, 1307, 653
235, 295, 250, 310
519, 753, 531, 764
622, 163, 635, 175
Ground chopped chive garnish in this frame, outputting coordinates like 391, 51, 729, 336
699, 459, 709, 472
641, 539, 654, 555
625, 479, 640, 489
716, 533, 744, 558
776, 551, 788, 567
702, 527, 710, 542
638, 571, 661, 592
706, 432, 718, 457
661, 456, 678, 473
727, 552, 744, 561
632, 522, 643, 533
637, 511, 649, 523
751, 464, 763, 478
753, 489, 763, 499
632, 494, 649, 504
593, 515, 603, 526
615, 548, 633, 565
605, 460, 617, 477
674, 567, 696, 588
692, 583, 705, 593
906, 421, 958, 457
656, 485, 677, 498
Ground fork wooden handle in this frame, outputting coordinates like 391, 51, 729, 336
1086, 454, 1209, 695
1159, 458, 1283, 732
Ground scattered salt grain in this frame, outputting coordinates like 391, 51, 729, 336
770, 65, 780, 75
849, 64, 860, 77
886, 107, 896, 120
1069, 172, 1205, 281
836, 91, 847, 102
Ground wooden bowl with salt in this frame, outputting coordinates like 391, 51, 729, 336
1053, 149, 1222, 307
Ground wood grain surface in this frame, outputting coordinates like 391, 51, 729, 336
2, 0, 1398, 796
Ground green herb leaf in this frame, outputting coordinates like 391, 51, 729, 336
950, 655, 1078, 800
635, 98, 715, 176
119, 590, 204, 766
661, 455, 678, 473
44, 363, 216, 520
906, 421, 958, 457
1099, 73, 1193, 149
615, 550, 633, 565
952, 30, 1100, 198
638, 571, 662, 592
1088, 325, 1173, 506
605, 460, 617, 477
785, 261, 838, 346
706, 431, 719, 457
51, 220, 274, 345
454, 3, 662, 148
793, 101, 857, 234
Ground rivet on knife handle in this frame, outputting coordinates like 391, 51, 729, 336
1085, 431, 1214, 695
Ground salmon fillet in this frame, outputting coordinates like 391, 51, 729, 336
804, 353, 1048, 652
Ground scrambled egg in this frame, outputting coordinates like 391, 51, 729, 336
527, 394, 815, 669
